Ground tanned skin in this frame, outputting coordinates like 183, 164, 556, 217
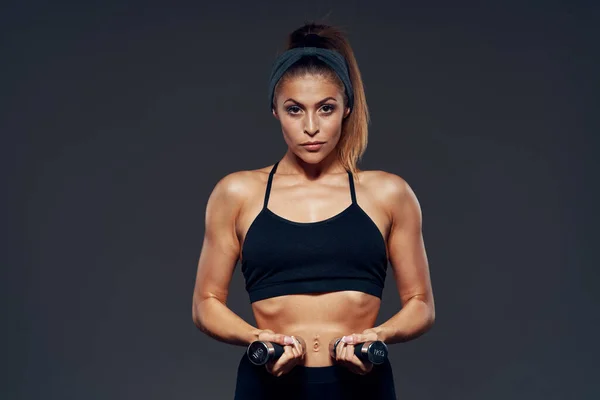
193, 74, 435, 377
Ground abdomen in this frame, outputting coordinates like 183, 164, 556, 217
251, 290, 381, 367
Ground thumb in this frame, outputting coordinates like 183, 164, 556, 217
254, 329, 271, 341
263, 332, 294, 346
342, 333, 369, 344
341, 334, 358, 344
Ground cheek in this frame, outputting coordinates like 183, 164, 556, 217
279, 118, 300, 139
322, 116, 344, 132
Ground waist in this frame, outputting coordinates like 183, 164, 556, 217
256, 323, 376, 367
292, 328, 353, 367
252, 292, 380, 367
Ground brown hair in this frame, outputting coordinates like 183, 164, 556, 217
273, 23, 370, 175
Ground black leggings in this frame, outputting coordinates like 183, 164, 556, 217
233, 352, 397, 400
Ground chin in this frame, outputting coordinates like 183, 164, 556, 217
293, 151, 333, 165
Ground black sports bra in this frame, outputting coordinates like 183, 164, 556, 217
241, 161, 388, 303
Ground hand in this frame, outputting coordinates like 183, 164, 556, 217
333, 328, 380, 375
256, 329, 305, 377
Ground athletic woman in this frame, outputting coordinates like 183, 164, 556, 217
192, 22, 435, 399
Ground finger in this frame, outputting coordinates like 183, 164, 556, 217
273, 344, 293, 367
264, 345, 290, 377
260, 333, 294, 346
269, 333, 286, 345
291, 336, 304, 356
288, 343, 301, 361
339, 342, 353, 368
273, 345, 295, 376
257, 331, 278, 342
294, 336, 306, 357
342, 333, 366, 345
256, 329, 274, 340
343, 343, 355, 362
288, 344, 299, 359
337, 340, 346, 360
265, 359, 275, 375
348, 353, 373, 375
347, 348, 362, 367
296, 336, 307, 351
339, 342, 348, 361
335, 338, 346, 361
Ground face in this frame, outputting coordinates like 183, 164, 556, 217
272, 74, 350, 164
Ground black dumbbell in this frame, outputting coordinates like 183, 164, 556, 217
329, 337, 389, 365
246, 341, 285, 366
246, 337, 306, 366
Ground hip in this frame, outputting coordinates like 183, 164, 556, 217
233, 351, 397, 400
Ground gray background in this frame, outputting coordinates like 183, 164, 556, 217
3, 0, 599, 399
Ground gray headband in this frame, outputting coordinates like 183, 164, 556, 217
268, 47, 354, 111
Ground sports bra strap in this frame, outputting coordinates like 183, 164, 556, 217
347, 170, 357, 204
263, 161, 279, 209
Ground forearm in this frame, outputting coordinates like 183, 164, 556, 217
193, 296, 259, 346
373, 295, 435, 344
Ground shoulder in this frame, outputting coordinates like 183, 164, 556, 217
357, 169, 420, 220
207, 165, 273, 211
357, 169, 413, 199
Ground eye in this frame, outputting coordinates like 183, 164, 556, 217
286, 105, 301, 114
321, 104, 336, 113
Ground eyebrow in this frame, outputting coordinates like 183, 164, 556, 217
283, 97, 338, 106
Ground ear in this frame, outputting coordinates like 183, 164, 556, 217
272, 107, 280, 120
343, 106, 351, 119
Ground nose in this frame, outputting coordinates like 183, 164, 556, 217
304, 112, 319, 136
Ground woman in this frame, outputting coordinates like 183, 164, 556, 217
192, 22, 435, 399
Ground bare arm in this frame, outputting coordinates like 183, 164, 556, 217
373, 173, 435, 344
330, 172, 435, 375
191, 172, 260, 346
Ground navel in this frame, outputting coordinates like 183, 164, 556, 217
312, 333, 320, 352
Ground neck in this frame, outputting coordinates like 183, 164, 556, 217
278, 150, 346, 179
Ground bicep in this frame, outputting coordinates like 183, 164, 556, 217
386, 177, 433, 306
193, 174, 243, 305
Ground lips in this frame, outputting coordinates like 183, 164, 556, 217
301, 141, 325, 146
302, 142, 325, 151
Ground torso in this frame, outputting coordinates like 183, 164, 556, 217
235, 164, 392, 367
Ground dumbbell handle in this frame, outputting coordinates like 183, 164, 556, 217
329, 338, 389, 365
